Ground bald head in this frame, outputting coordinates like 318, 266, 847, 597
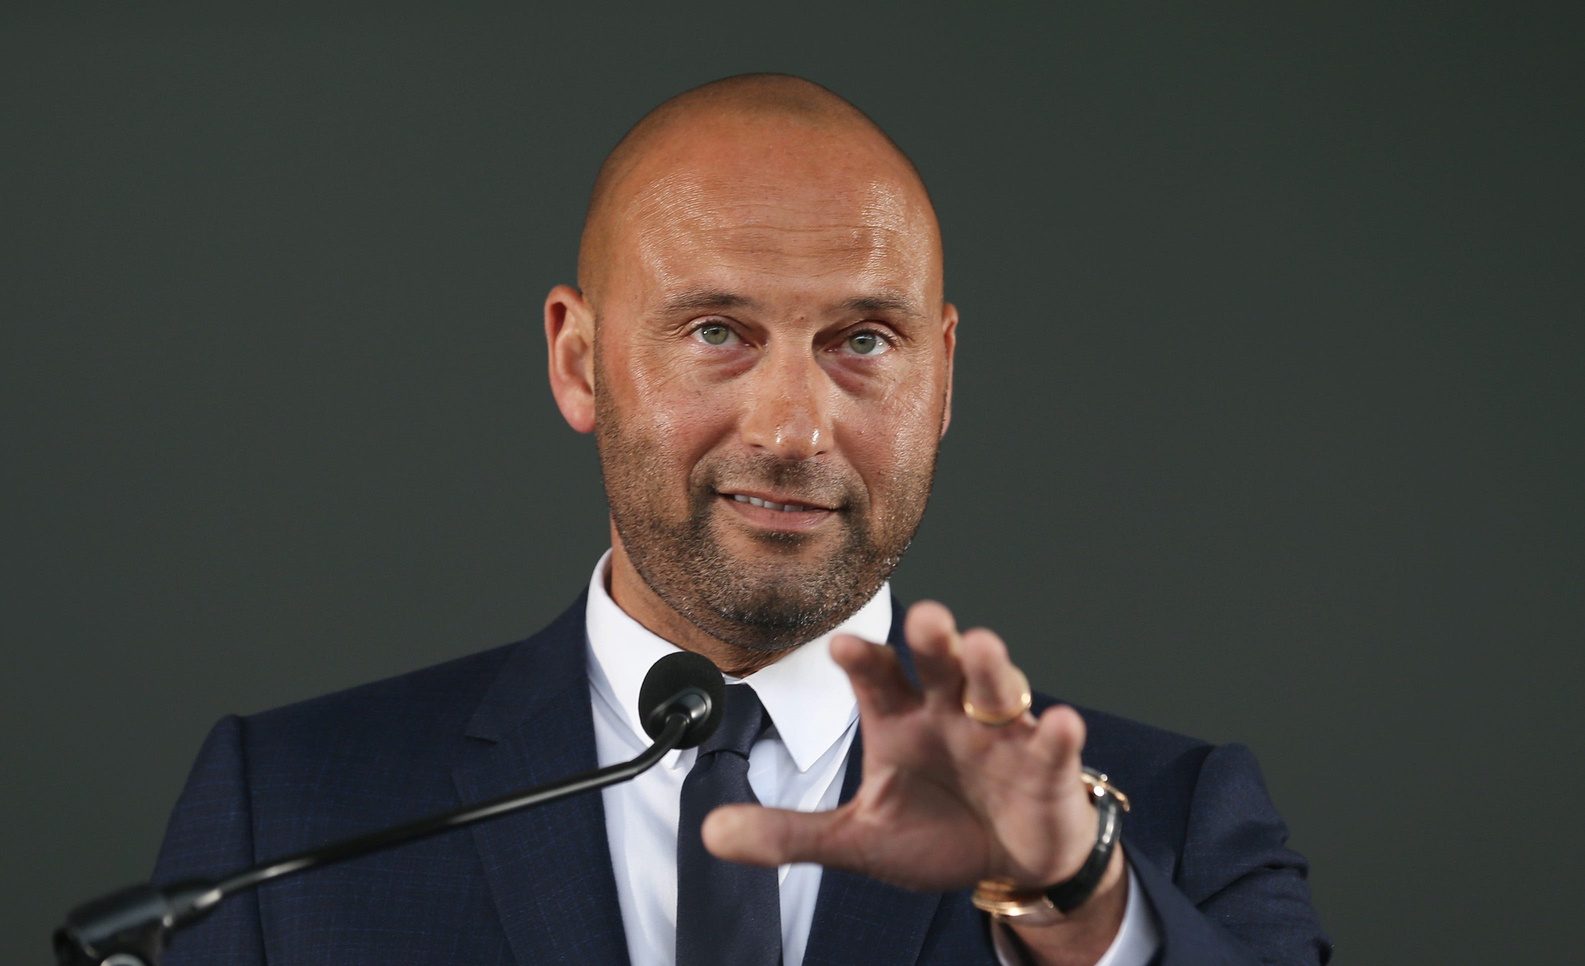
543, 74, 958, 664
576, 74, 940, 302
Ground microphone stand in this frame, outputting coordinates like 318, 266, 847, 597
55, 712, 694, 966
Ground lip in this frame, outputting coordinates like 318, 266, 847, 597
717, 488, 840, 512
716, 491, 839, 532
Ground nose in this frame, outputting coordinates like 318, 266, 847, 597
738, 346, 834, 460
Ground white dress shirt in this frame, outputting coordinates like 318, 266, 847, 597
582, 552, 1159, 965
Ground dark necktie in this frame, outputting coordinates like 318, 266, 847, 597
675, 683, 781, 966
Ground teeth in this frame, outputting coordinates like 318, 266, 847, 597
731, 494, 813, 512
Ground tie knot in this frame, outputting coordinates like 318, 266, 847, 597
699, 684, 770, 759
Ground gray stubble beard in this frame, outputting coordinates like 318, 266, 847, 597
594, 368, 936, 654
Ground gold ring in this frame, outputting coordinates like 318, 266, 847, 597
962, 687, 1032, 727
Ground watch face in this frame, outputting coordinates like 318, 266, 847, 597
970, 883, 1065, 926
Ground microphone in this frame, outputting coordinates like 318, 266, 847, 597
54, 652, 725, 966
640, 650, 726, 748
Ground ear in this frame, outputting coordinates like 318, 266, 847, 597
938, 300, 958, 438
545, 283, 597, 434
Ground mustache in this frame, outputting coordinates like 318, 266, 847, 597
700, 455, 858, 509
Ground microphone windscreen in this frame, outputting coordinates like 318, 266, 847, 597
637, 651, 725, 749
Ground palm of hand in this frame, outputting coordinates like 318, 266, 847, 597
703, 601, 1098, 894
823, 690, 1090, 892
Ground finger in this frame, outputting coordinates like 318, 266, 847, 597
831, 632, 920, 718
1029, 703, 1087, 775
959, 628, 1033, 726
903, 600, 967, 710
702, 802, 849, 869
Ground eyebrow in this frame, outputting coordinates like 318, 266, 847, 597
660, 289, 759, 313
839, 293, 923, 317
657, 289, 924, 318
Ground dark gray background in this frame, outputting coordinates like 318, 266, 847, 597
4, 3, 1580, 963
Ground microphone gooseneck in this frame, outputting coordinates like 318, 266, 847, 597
56, 652, 727, 966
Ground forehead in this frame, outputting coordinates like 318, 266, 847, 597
603, 121, 942, 307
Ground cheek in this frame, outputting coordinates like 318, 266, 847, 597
618, 360, 726, 469
838, 383, 943, 482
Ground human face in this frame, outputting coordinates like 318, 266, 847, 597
583, 123, 956, 657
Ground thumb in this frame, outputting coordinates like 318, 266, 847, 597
702, 803, 848, 868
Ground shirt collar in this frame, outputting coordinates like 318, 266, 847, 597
584, 549, 890, 773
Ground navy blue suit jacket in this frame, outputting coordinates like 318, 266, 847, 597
153, 596, 1329, 964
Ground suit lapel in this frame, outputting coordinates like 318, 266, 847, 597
801, 598, 945, 966
451, 592, 951, 965
452, 595, 631, 966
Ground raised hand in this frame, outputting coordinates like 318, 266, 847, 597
702, 601, 1128, 962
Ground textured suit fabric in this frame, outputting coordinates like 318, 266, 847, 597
153, 594, 1330, 964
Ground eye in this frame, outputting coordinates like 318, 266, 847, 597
843, 329, 892, 356
693, 321, 739, 347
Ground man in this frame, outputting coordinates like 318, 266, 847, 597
153, 75, 1328, 964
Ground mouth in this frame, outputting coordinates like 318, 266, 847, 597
724, 492, 832, 513
716, 489, 841, 531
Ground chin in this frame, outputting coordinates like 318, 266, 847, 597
694, 564, 889, 652
696, 602, 843, 654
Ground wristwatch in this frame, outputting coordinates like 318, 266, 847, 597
971, 768, 1130, 926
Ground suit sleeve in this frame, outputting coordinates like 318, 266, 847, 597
151, 715, 268, 965
1128, 742, 1331, 965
